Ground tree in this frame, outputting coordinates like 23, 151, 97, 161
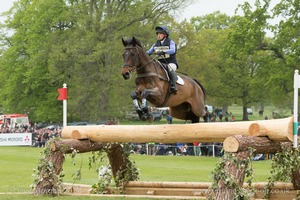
220, 0, 274, 120
178, 12, 233, 111
264, 0, 300, 108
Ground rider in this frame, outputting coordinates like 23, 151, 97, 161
147, 25, 178, 94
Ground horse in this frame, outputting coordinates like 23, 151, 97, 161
121, 36, 206, 123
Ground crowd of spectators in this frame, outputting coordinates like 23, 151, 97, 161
0, 122, 62, 147
132, 142, 224, 157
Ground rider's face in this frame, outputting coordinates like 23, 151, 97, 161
157, 33, 166, 41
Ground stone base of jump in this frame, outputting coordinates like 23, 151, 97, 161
63, 181, 297, 199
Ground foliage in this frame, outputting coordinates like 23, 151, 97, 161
179, 12, 231, 106
92, 164, 113, 194
219, 1, 274, 120
89, 143, 139, 194
264, 145, 300, 199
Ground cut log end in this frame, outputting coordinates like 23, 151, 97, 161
249, 123, 267, 136
249, 123, 259, 136
71, 130, 82, 139
223, 136, 239, 152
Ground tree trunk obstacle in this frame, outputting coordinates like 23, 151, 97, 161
215, 151, 251, 200
34, 139, 127, 195
35, 117, 299, 199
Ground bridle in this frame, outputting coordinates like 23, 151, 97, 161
123, 47, 167, 81
123, 47, 154, 71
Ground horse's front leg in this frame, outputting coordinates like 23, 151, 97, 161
140, 88, 160, 121
130, 90, 149, 121
130, 91, 144, 118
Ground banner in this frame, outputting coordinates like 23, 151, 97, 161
0, 133, 32, 146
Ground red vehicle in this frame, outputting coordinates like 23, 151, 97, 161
0, 114, 30, 129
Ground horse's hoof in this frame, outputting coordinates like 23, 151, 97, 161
148, 114, 154, 122
141, 113, 148, 121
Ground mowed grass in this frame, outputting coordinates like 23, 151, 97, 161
0, 146, 272, 192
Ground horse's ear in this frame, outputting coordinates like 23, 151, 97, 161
132, 36, 142, 47
132, 37, 137, 46
122, 38, 127, 47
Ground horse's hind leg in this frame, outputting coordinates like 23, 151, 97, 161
188, 112, 200, 123
171, 103, 200, 123
191, 116, 200, 123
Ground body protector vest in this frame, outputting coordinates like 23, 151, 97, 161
154, 38, 177, 66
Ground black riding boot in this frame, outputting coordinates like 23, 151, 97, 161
169, 70, 178, 94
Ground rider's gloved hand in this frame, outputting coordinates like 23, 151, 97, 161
156, 51, 165, 56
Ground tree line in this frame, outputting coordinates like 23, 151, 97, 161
0, 0, 298, 122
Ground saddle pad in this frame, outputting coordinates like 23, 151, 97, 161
176, 76, 184, 85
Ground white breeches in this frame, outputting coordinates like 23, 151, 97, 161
168, 63, 177, 71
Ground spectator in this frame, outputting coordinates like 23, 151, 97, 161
166, 114, 173, 124
219, 113, 223, 122
182, 144, 188, 156
265, 116, 269, 120
148, 142, 155, 155
231, 115, 235, 122
193, 142, 200, 156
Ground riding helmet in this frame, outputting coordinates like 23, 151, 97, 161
155, 26, 170, 36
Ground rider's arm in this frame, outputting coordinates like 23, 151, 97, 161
164, 40, 176, 54
146, 44, 155, 55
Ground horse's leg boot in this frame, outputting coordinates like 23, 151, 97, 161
169, 70, 178, 94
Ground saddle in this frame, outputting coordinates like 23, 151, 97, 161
157, 61, 184, 85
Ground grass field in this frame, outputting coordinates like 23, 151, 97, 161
0, 146, 273, 199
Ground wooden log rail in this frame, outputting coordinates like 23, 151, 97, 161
223, 135, 284, 153
62, 117, 294, 143
63, 181, 297, 199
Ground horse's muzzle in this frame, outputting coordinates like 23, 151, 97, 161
122, 71, 131, 80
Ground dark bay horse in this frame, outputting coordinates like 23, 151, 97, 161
121, 37, 206, 123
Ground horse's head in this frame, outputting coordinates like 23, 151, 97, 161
121, 37, 143, 80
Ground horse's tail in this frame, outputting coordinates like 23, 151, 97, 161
193, 79, 206, 99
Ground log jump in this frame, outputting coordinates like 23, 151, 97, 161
62, 117, 294, 143
40, 117, 297, 199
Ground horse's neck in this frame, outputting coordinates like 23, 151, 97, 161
138, 59, 159, 74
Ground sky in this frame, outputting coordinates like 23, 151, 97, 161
181, 0, 281, 21
0, 0, 280, 22
181, 0, 252, 20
